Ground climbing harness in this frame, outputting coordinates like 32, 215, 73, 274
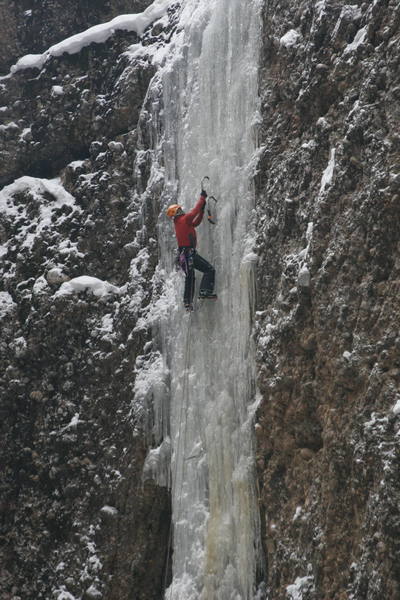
177, 247, 195, 276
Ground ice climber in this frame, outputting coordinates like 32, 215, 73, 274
166, 189, 217, 312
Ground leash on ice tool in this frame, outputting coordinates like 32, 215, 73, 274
163, 312, 193, 599
201, 176, 218, 225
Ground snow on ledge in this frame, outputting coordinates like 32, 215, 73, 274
0, 176, 77, 215
55, 276, 122, 298
9, 0, 172, 75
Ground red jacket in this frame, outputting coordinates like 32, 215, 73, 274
174, 193, 207, 248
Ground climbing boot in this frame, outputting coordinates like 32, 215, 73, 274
198, 291, 217, 300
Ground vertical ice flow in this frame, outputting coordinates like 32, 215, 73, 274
157, 0, 263, 598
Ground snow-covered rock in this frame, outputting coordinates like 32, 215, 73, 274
56, 276, 122, 298
0, 291, 16, 319
280, 29, 302, 48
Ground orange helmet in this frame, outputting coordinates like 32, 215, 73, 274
166, 204, 182, 218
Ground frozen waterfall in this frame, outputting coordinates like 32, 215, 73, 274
146, 0, 263, 598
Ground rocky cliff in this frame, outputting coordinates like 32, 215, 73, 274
255, 1, 400, 598
1, 0, 400, 599
1, 3, 174, 599
0, 1, 152, 73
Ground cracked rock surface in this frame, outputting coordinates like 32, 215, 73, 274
255, 1, 400, 598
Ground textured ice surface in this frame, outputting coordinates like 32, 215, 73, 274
150, 0, 264, 597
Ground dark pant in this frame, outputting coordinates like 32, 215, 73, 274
183, 250, 215, 304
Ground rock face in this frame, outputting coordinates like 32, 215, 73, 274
0, 25, 156, 187
0, 1, 152, 73
255, 0, 400, 598
0, 4, 173, 599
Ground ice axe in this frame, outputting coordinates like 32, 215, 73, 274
201, 176, 218, 225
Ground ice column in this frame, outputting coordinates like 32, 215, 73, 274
158, 0, 263, 598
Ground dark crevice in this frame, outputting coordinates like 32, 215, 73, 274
0, 148, 90, 188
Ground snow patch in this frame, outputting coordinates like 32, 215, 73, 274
59, 413, 84, 433
56, 276, 122, 298
0, 291, 16, 318
32, 275, 50, 296
13, 336, 27, 358
320, 148, 336, 193
68, 160, 86, 169
0, 121, 18, 132
298, 265, 311, 288
293, 506, 302, 521
125, 38, 171, 66
95, 313, 115, 342
46, 267, 70, 285
392, 398, 400, 415
287, 575, 315, 599
301, 139, 317, 151
51, 85, 64, 96
84, 585, 102, 599
280, 29, 302, 48
100, 505, 118, 516
344, 25, 368, 55
19, 127, 32, 142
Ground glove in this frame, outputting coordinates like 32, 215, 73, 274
201, 176, 209, 196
